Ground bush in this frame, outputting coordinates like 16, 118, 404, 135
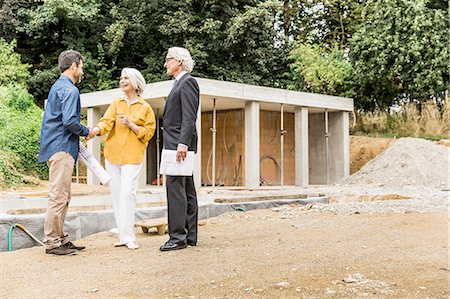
0, 38, 30, 86
0, 150, 27, 186
0, 84, 47, 182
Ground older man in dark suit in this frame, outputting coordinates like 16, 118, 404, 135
160, 47, 199, 251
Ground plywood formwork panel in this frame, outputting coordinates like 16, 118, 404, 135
201, 110, 244, 186
200, 109, 295, 186
259, 111, 295, 186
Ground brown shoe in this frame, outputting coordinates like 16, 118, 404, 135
63, 241, 85, 251
45, 245, 77, 256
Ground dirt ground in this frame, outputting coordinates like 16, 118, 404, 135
1, 207, 448, 298
1, 136, 449, 298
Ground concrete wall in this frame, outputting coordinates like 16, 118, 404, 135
308, 111, 350, 185
309, 113, 327, 184
329, 111, 350, 183
294, 107, 309, 186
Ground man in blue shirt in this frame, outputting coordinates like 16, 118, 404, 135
38, 50, 94, 256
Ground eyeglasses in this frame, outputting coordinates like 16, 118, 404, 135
165, 57, 175, 63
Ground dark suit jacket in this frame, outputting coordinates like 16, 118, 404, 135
162, 73, 199, 153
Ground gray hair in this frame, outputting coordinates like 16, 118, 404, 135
121, 68, 146, 96
58, 50, 84, 73
168, 47, 195, 73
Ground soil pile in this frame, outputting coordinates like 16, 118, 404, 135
344, 137, 449, 188
349, 136, 395, 174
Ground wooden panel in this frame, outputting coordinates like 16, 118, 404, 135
200, 109, 295, 186
259, 111, 295, 186
201, 109, 244, 186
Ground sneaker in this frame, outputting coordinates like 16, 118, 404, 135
63, 241, 85, 251
126, 241, 139, 250
45, 245, 77, 256
114, 241, 126, 247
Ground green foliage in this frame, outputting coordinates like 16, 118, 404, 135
425, 0, 448, 10
0, 82, 34, 111
0, 36, 44, 184
288, 42, 354, 97
286, 0, 365, 47
2, 0, 294, 99
223, 1, 289, 86
0, 0, 447, 113
349, 0, 449, 110
0, 38, 30, 86
0, 85, 47, 181
4, 0, 107, 104
18, 0, 101, 41
27, 67, 59, 107
0, 151, 27, 187
80, 45, 117, 92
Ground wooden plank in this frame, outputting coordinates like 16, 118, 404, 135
136, 218, 207, 235
135, 217, 167, 235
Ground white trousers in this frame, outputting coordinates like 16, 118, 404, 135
106, 159, 142, 243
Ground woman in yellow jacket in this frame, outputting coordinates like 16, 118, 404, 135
92, 68, 155, 250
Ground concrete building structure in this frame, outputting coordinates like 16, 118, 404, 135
80, 78, 353, 189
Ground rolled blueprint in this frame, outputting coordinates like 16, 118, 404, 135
78, 142, 111, 185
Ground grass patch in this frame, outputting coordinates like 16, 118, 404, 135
351, 101, 450, 140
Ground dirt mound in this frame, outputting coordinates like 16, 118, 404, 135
344, 137, 449, 188
349, 136, 395, 174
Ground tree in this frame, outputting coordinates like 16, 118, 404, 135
2, 0, 294, 103
349, 0, 449, 110
2, 0, 108, 104
288, 42, 354, 97
283, 0, 365, 48
0, 38, 30, 86
102, 0, 291, 87
222, 0, 289, 86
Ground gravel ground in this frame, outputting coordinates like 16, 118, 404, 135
304, 184, 449, 214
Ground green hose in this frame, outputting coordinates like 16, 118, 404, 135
7, 224, 15, 251
7, 223, 44, 252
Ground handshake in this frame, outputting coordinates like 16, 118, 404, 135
85, 127, 100, 141
84, 114, 133, 141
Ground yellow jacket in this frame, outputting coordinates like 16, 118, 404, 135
97, 97, 156, 164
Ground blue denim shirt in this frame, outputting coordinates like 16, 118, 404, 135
38, 75, 90, 162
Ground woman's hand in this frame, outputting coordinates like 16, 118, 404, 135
118, 114, 140, 135
118, 114, 132, 126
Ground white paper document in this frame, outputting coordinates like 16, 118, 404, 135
159, 149, 195, 176
78, 142, 112, 185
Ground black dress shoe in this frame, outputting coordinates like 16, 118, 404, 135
159, 241, 187, 251
187, 240, 197, 246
